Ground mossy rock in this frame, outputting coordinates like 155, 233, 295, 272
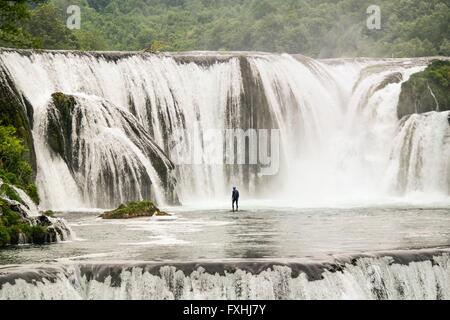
0, 225, 10, 247
30, 225, 49, 244
1, 196, 65, 247
398, 60, 450, 119
153, 210, 171, 217
0, 204, 24, 226
375, 72, 403, 92
0, 184, 21, 203
41, 210, 56, 217
51, 92, 76, 113
7, 225, 29, 245
101, 201, 170, 219
46, 92, 77, 157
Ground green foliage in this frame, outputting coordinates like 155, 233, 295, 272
0, 0, 79, 49
0, 126, 39, 203
144, 40, 168, 53
50, 0, 450, 57
42, 210, 55, 217
407, 60, 450, 107
73, 29, 108, 51
0, 0, 47, 48
0, 184, 21, 203
424, 60, 450, 88
26, 3, 80, 50
30, 225, 48, 244
0, 197, 56, 247
397, 60, 450, 118
0, 225, 10, 247
2, 0, 449, 57
0, 126, 31, 184
25, 183, 39, 204
0, 204, 22, 227
0, 200, 26, 247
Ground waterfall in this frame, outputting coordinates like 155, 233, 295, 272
0, 51, 243, 208
0, 49, 448, 209
1, 253, 450, 300
388, 111, 450, 195
36, 93, 175, 209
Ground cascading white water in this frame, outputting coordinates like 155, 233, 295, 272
0, 50, 448, 209
387, 111, 450, 195
35, 93, 173, 209
1, 254, 450, 300
0, 178, 38, 217
247, 56, 443, 205
0, 51, 243, 208
11, 185, 40, 217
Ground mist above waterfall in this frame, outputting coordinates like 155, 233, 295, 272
0, 50, 448, 210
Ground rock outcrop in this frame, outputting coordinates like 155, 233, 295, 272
398, 60, 450, 119
0, 180, 72, 247
100, 201, 171, 219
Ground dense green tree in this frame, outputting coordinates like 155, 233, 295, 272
0, 125, 37, 202
0, 0, 47, 47
2, 0, 450, 56
26, 3, 80, 49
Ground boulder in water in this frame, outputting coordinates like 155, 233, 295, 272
101, 201, 171, 219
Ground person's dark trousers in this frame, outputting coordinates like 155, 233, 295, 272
232, 199, 238, 211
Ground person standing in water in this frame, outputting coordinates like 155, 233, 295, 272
232, 187, 239, 212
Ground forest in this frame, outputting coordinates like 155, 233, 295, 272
0, 0, 449, 58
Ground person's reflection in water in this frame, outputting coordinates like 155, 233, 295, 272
225, 210, 279, 259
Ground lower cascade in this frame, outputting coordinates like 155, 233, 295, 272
1, 253, 450, 300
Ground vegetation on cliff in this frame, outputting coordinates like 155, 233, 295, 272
0, 197, 59, 247
0, 126, 39, 203
0, 141, 72, 249
397, 60, 450, 119
101, 201, 170, 219
0, 0, 79, 49
0, 129, 34, 248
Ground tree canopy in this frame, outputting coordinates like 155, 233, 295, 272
1, 0, 449, 57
